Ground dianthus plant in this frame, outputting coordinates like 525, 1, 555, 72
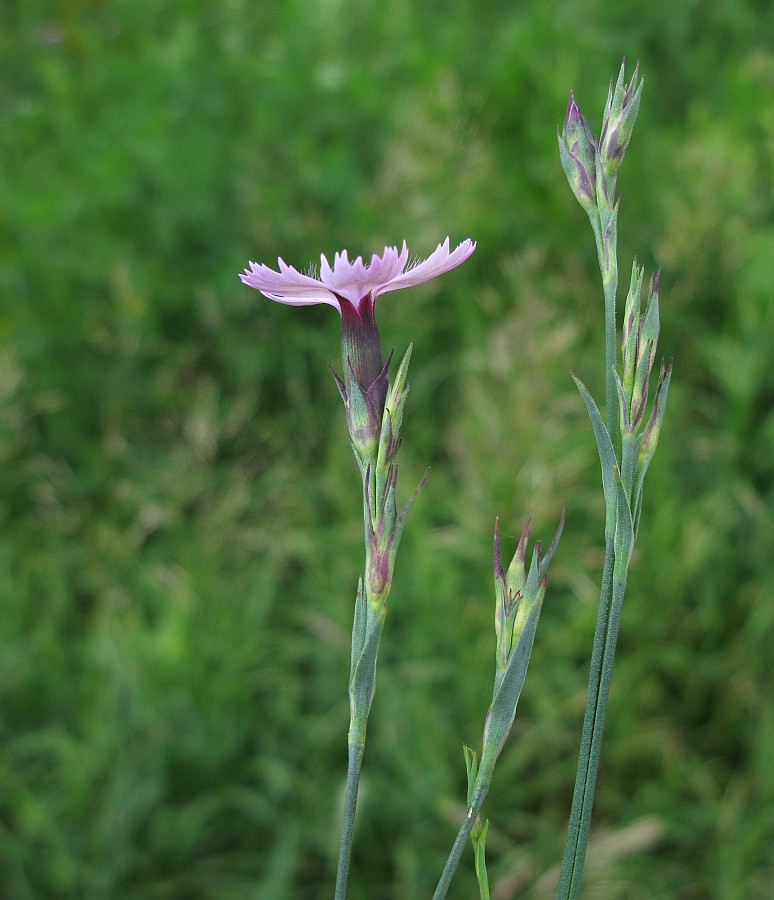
239, 57, 670, 900
241, 238, 563, 899
556, 61, 671, 899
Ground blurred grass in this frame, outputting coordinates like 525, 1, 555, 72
1, 0, 773, 897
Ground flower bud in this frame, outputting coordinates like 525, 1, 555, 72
493, 518, 532, 674
630, 357, 672, 535
558, 92, 598, 213
638, 358, 672, 470
484, 512, 564, 766
362, 463, 428, 609
629, 270, 660, 431
622, 260, 644, 394
598, 60, 643, 197
618, 266, 661, 434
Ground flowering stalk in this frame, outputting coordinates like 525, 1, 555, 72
559, 60, 643, 452
240, 237, 475, 898
557, 62, 671, 900
334, 342, 426, 900
433, 514, 564, 900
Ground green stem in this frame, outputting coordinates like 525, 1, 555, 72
332, 346, 417, 898
557, 552, 628, 898
588, 207, 620, 450
556, 534, 613, 897
433, 780, 490, 900
334, 740, 366, 900
333, 540, 382, 898
556, 205, 622, 896
334, 594, 381, 899
603, 272, 620, 452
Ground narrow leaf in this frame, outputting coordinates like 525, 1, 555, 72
349, 609, 385, 717
472, 820, 491, 900
464, 746, 479, 806
481, 601, 542, 764
350, 578, 367, 671
539, 508, 566, 576
572, 374, 619, 506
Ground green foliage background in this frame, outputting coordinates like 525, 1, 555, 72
1, 1, 773, 897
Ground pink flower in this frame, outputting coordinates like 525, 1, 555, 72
239, 237, 476, 312
240, 237, 475, 460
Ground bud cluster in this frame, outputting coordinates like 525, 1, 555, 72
333, 335, 425, 616
558, 60, 643, 215
345, 345, 426, 746
479, 513, 564, 769
615, 261, 673, 533
360, 346, 426, 609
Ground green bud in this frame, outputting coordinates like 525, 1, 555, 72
622, 260, 645, 395
484, 512, 564, 766
376, 344, 412, 480
638, 358, 672, 470
558, 92, 598, 214
493, 518, 532, 675
363, 464, 428, 609
630, 358, 672, 536
618, 267, 661, 434
598, 59, 643, 198
638, 271, 661, 364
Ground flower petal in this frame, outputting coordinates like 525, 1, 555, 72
376, 238, 476, 296
239, 238, 475, 309
240, 259, 340, 307
319, 243, 409, 305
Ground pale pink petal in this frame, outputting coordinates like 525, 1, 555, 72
319, 243, 410, 305
376, 238, 476, 296
239, 259, 339, 307
240, 238, 475, 310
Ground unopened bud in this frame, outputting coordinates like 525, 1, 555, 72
598, 60, 643, 198
638, 358, 672, 469
558, 93, 598, 213
622, 260, 645, 393
483, 512, 564, 768
619, 266, 661, 433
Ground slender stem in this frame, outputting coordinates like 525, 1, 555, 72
556, 214, 623, 897
433, 781, 490, 900
603, 272, 620, 451
332, 345, 417, 898
588, 209, 620, 449
334, 595, 380, 899
334, 741, 366, 900
558, 569, 628, 898
556, 535, 614, 898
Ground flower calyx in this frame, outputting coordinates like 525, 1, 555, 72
331, 293, 391, 465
